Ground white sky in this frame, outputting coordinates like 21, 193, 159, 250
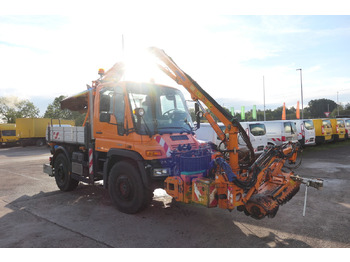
1, 1, 350, 115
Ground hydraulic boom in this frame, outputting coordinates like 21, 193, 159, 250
148, 47, 322, 219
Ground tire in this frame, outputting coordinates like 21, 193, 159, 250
108, 161, 152, 214
36, 139, 45, 147
54, 153, 79, 191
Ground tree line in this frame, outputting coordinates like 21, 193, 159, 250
1, 95, 350, 125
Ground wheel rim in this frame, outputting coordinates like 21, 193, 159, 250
116, 176, 134, 201
57, 163, 66, 184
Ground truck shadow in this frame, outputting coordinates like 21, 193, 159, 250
1, 185, 315, 248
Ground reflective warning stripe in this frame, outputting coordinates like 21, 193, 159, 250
154, 135, 171, 157
89, 148, 93, 175
53, 132, 60, 140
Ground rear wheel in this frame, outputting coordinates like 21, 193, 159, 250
54, 153, 79, 191
108, 161, 152, 214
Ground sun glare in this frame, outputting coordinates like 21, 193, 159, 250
122, 49, 175, 87
123, 50, 157, 82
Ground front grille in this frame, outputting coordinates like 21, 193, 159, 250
170, 135, 189, 141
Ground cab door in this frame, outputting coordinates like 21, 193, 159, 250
94, 85, 126, 152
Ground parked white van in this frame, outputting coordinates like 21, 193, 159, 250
293, 119, 316, 146
238, 121, 267, 154
338, 118, 350, 139
263, 120, 298, 146
195, 122, 267, 155
195, 122, 225, 148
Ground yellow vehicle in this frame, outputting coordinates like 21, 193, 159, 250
330, 118, 346, 141
313, 119, 333, 144
16, 118, 75, 146
0, 123, 18, 146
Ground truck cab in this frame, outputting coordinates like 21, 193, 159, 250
0, 124, 18, 146
93, 81, 197, 156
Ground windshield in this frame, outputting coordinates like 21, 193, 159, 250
346, 119, 350, 128
304, 120, 314, 130
127, 82, 193, 135
337, 120, 345, 128
322, 120, 332, 128
1, 130, 16, 136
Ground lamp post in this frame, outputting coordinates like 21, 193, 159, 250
337, 91, 339, 116
263, 76, 266, 121
296, 69, 304, 119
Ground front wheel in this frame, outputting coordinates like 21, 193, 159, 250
54, 153, 79, 191
108, 161, 152, 214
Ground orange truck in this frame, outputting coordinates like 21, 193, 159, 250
43, 47, 322, 219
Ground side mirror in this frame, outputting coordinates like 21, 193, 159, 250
195, 103, 202, 129
134, 108, 145, 118
100, 112, 110, 123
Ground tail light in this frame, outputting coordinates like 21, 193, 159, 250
282, 136, 286, 141
321, 126, 325, 135
336, 125, 339, 133
245, 128, 249, 136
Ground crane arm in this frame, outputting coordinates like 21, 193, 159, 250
148, 47, 255, 170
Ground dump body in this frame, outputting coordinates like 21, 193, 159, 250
0, 124, 18, 146
313, 119, 333, 144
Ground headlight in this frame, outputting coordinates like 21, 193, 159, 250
153, 168, 170, 176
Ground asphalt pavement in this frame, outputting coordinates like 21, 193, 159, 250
0, 144, 349, 248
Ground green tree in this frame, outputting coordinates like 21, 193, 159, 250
44, 95, 73, 119
0, 97, 39, 123
308, 98, 337, 118
44, 95, 86, 126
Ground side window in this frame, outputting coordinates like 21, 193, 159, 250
99, 88, 113, 114
114, 86, 125, 135
99, 86, 125, 136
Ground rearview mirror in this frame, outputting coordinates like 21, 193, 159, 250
195, 103, 202, 129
